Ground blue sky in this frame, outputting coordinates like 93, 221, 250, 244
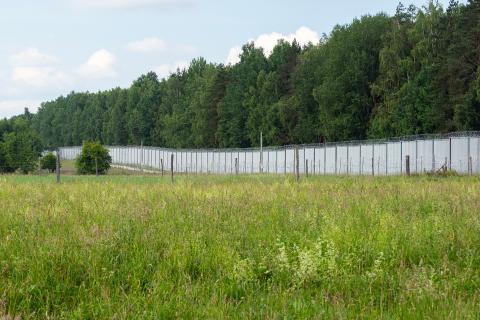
0, 0, 458, 118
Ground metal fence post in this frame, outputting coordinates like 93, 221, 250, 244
161, 158, 164, 177
449, 137, 452, 170
295, 147, 300, 182
432, 139, 435, 172
324, 143, 327, 175
385, 143, 388, 175
267, 150, 270, 173
468, 136, 471, 174
372, 143, 375, 176
335, 146, 338, 175
415, 140, 418, 174
276, 149, 278, 174
171, 154, 174, 183
359, 144, 362, 175
406, 155, 410, 176
251, 151, 253, 174
56, 150, 61, 183
95, 157, 98, 177
140, 142, 144, 172
346, 144, 349, 175
400, 141, 403, 175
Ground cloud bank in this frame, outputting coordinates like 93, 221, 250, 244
225, 26, 320, 65
78, 49, 117, 78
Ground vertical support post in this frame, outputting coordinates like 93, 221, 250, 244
432, 139, 435, 172
385, 143, 388, 175
372, 144, 375, 176
406, 155, 410, 176
372, 157, 375, 177
95, 157, 99, 177
303, 147, 306, 175
469, 157, 473, 175
346, 144, 349, 175
140, 141, 144, 172
324, 142, 327, 175
170, 154, 174, 183
295, 147, 300, 182
313, 146, 316, 175
267, 150, 270, 173
276, 149, 278, 174
161, 158, 164, 177
449, 137, 452, 170
260, 131, 263, 173
244, 151, 247, 174
306, 160, 309, 178
235, 158, 239, 175
468, 136, 471, 174
335, 146, 338, 175
415, 140, 418, 174
56, 150, 61, 184
359, 144, 362, 175
400, 141, 403, 175
251, 151, 254, 174
284, 149, 287, 174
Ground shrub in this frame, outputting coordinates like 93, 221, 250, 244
1, 131, 41, 174
40, 152, 58, 173
75, 141, 111, 175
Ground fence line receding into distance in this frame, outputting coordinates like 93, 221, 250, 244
58, 132, 480, 176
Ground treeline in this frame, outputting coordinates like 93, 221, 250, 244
0, 112, 42, 173
32, 1, 480, 149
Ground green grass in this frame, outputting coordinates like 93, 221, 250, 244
0, 174, 479, 319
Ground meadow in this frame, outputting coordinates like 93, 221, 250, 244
0, 174, 479, 319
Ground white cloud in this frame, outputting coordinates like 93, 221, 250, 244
72, 0, 192, 10
225, 26, 320, 65
12, 67, 72, 88
9, 48, 73, 89
154, 60, 189, 78
0, 99, 42, 119
1, 48, 123, 118
10, 48, 59, 67
225, 46, 242, 65
127, 37, 167, 53
127, 37, 197, 56
78, 49, 117, 78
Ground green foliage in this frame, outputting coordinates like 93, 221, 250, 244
40, 152, 58, 173
24, 0, 480, 149
0, 175, 479, 318
75, 141, 112, 175
0, 115, 42, 174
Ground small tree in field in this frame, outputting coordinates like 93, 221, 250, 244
75, 141, 111, 175
40, 152, 58, 173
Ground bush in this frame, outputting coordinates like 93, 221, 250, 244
75, 141, 112, 175
1, 131, 41, 174
40, 153, 58, 173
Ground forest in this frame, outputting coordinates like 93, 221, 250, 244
4, 0, 480, 150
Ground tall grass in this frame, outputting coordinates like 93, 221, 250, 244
0, 175, 479, 319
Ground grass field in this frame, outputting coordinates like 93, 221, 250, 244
0, 174, 479, 319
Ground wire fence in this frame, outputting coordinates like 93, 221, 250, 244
58, 131, 480, 176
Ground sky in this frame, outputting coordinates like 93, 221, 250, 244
0, 0, 459, 118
